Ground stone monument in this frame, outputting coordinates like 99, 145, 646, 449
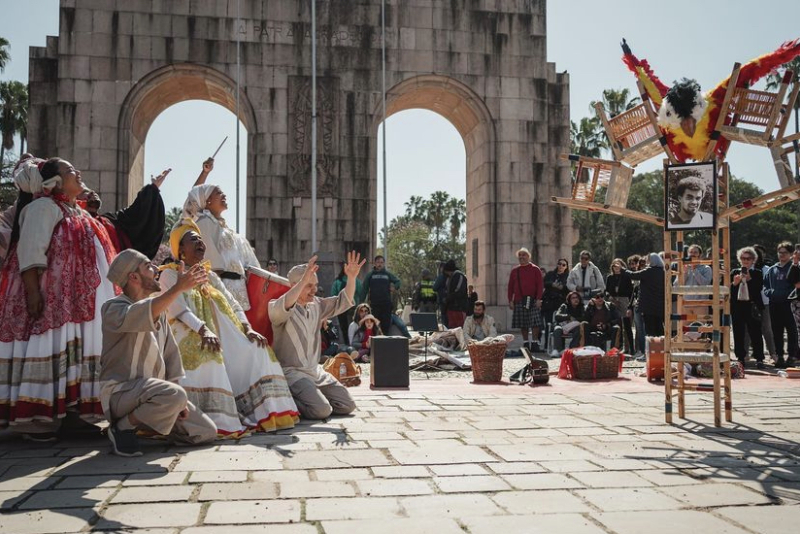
27, 0, 572, 313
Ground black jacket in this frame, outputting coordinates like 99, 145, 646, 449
446, 270, 470, 312
554, 303, 584, 324
626, 267, 665, 317
730, 267, 764, 309
542, 269, 569, 312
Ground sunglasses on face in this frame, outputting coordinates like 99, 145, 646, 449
268, 262, 277, 266
740, 256, 754, 261
558, 262, 567, 267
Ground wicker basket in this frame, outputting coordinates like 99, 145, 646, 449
573, 351, 620, 380
467, 342, 507, 383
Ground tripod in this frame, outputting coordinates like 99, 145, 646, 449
410, 330, 445, 373
409, 312, 444, 373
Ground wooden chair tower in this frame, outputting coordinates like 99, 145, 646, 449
663, 164, 733, 427
552, 58, 800, 428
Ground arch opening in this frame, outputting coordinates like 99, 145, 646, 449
372, 75, 497, 305
118, 63, 256, 231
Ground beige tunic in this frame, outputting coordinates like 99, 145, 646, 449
100, 294, 183, 415
269, 290, 354, 387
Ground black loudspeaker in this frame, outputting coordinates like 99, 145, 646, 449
370, 336, 410, 388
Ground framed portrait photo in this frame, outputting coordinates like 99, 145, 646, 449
665, 161, 716, 231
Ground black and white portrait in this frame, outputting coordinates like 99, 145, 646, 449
665, 162, 716, 231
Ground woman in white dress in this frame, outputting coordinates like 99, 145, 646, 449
159, 220, 298, 437
0, 158, 117, 440
181, 159, 260, 310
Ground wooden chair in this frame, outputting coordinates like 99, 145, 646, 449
704, 63, 799, 184
561, 154, 634, 207
595, 80, 678, 167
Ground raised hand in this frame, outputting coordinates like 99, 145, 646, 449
343, 250, 366, 279
174, 261, 208, 292
151, 168, 172, 189
301, 255, 320, 285
202, 158, 214, 174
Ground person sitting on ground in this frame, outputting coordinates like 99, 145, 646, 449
349, 303, 372, 344
580, 289, 622, 349
269, 252, 365, 420
101, 249, 217, 456
321, 319, 352, 360
159, 220, 299, 436
462, 300, 497, 343
552, 291, 585, 354
352, 314, 383, 362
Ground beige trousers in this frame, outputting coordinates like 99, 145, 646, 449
290, 377, 356, 420
110, 377, 216, 445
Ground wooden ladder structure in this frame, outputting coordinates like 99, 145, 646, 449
663, 163, 733, 427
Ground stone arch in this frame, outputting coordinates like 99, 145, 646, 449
371, 74, 499, 304
116, 63, 257, 207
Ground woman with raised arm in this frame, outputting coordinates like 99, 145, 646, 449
158, 220, 298, 437
0, 158, 117, 441
181, 158, 261, 311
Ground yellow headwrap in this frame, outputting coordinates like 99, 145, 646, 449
169, 218, 202, 260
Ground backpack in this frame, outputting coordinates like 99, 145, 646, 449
323, 352, 362, 387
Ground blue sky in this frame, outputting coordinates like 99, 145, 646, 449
2, 0, 799, 235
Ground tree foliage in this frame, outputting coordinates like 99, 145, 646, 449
0, 37, 10, 73
0, 80, 28, 163
379, 191, 466, 304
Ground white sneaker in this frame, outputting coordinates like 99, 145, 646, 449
549, 349, 560, 358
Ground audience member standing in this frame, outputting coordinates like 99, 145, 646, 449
731, 247, 765, 369
443, 260, 470, 328
606, 258, 634, 353
753, 245, 777, 360
542, 259, 570, 346
363, 255, 401, 334
567, 250, 605, 305
626, 253, 666, 337
764, 242, 799, 368
507, 248, 544, 350
412, 268, 438, 313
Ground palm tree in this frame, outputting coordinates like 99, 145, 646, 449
766, 57, 800, 182
0, 81, 28, 163
570, 117, 606, 157
593, 88, 640, 118
0, 37, 10, 73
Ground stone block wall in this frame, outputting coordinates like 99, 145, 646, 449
27, 0, 571, 310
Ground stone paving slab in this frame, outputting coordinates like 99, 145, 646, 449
0, 381, 798, 533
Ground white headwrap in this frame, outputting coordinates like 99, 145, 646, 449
182, 184, 217, 219
13, 160, 61, 195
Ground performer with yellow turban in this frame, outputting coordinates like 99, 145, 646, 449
158, 220, 298, 437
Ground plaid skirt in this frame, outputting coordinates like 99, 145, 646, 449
512, 301, 543, 330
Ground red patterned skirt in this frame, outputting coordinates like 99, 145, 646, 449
0, 208, 116, 427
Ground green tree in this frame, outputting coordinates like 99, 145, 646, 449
378, 191, 466, 305
0, 37, 10, 73
728, 176, 799, 261
0, 80, 28, 163
162, 206, 183, 242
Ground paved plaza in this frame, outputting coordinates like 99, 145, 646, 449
1, 376, 799, 533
